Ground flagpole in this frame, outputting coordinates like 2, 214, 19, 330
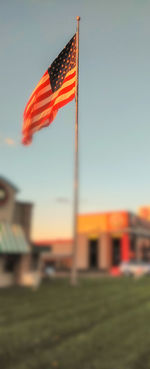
71, 16, 80, 285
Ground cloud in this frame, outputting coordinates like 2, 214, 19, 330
54, 197, 88, 205
55, 197, 70, 204
4, 138, 16, 146
0, 135, 17, 147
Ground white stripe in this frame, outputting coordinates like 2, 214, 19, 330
31, 87, 75, 124
31, 110, 58, 135
33, 96, 51, 110
31, 104, 54, 123
54, 74, 75, 96
23, 81, 75, 132
25, 67, 76, 115
27, 73, 49, 101
31, 118, 51, 135
65, 66, 76, 77
53, 87, 75, 106
25, 84, 51, 114
23, 68, 76, 133
32, 75, 75, 112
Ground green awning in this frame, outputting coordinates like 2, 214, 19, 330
0, 223, 30, 254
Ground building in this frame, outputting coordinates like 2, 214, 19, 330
35, 210, 150, 275
13, 201, 33, 241
77, 211, 150, 274
34, 240, 72, 272
0, 176, 39, 287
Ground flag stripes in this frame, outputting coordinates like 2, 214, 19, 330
22, 35, 76, 145
27, 69, 75, 119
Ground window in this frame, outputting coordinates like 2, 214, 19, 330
89, 239, 99, 268
4, 255, 20, 273
112, 238, 121, 266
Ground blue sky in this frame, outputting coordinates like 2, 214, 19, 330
1, 0, 150, 240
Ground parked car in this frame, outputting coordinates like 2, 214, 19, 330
120, 261, 150, 277
44, 265, 55, 278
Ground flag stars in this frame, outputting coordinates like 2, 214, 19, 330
48, 34, 76, 92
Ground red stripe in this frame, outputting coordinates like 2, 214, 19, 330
29, 81, 75, 119
29, 101, 51, 119
24, 89, 52, 119
24, 72, 50, 112
22, 70, 76, 144
24, 71, 75, 117
25, 83, 52, 114
23, 110, 57, 135
22, 118, 51, 145
23, 91, 75, 135
63, 70, 76, 83
54, 93, 75, 110
57, 81, 75, 97
24, 70, 75, 114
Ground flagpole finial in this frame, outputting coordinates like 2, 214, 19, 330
76, 16, 80, 21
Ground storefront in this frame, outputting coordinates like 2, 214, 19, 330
77, 211, 150, 273
40, 210, 150, 274
0, 176, 41, 287
0, 222, 30, 287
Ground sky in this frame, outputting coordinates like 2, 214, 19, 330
1, 0, 150, 240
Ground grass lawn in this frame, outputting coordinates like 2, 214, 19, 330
0, 277, 150, 369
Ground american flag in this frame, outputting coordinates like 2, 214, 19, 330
22, 35, 76, 145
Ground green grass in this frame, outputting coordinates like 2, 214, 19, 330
0, 277, 150, 369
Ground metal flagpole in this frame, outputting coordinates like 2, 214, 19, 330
71, 16, 80, 285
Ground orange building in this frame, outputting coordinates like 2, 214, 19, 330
35, 209, 150, 274
139, 206, 150, 222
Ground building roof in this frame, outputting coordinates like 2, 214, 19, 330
33, 239, 72, 246
43, 253, 72, 260
15, 200, 33, 207
78, 210, 130, 216
0, 176, 19, 193
32, 244, 52, 253
0, 222, 30, 254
